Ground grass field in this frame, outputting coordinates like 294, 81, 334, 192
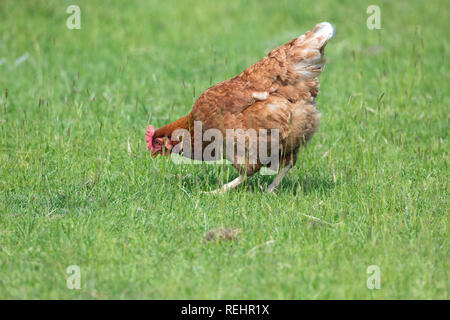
0, 0, 448, 299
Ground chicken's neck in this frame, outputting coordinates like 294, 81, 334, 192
154, 113, 193, 140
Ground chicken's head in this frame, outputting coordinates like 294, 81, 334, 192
146, 125, 173, 157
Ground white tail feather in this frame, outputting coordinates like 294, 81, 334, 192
292, 22, 335, 79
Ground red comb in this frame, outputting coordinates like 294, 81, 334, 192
145, 125, 155, 150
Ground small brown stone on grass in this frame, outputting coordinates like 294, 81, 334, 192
203, 228, 240, 243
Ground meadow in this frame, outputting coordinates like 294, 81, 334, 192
0, 0, 448, 299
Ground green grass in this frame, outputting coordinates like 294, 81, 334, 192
0, 0, 448, 299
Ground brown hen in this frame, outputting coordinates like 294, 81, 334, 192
146, 22, 335, 193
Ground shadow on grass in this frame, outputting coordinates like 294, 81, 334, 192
175, 165, 337, 196
245, 172, 337, 195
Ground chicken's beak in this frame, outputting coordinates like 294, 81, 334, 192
151, 150, 159, 158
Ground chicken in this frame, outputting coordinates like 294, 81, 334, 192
146, 22, 335, 193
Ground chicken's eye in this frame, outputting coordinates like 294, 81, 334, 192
154, 138, 165, 147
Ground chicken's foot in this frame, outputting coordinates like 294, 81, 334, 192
266, 164, 292, 193
205, 175, 245, 194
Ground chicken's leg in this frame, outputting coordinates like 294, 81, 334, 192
266, 164, 292, 193
206, 175, 245, 194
